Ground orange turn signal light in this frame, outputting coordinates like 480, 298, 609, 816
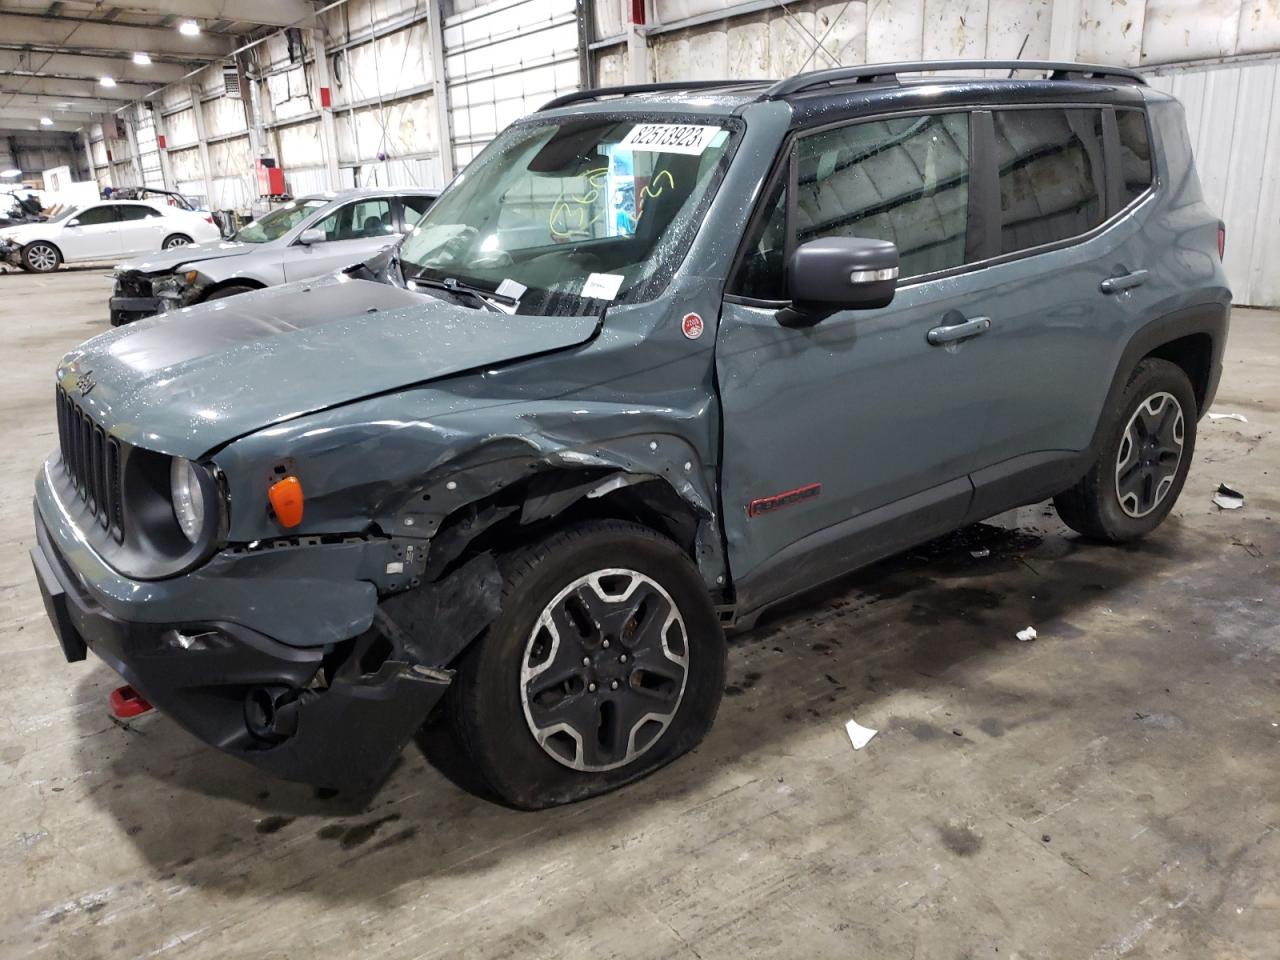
268, 475, 304, 528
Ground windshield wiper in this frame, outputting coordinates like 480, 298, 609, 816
406, 273, 517, 314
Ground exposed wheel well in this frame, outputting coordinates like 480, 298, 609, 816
199, 277, 266, 300
24, 239, 61, 257
1143, 333, 1213, 413
423, 468, 704, 582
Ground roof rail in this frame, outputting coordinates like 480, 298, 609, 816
539, 80, 744, 111
761, 60, 1146, 99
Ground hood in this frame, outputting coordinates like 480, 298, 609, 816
0, 221, 46, 243
119, 239, 255, 275
58, 274, 600, 459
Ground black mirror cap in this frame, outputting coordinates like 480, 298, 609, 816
779, 236, 900, 326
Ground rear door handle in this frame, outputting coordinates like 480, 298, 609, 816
927, 316, 991, 345
1100, 269, 1149, 294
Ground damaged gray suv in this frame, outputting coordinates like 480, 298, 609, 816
31, 61, 1229, 809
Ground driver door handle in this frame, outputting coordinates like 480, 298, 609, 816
927, 316, 991, 345
1100, 269, 1148, 294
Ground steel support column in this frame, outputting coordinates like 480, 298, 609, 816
187, 84, 217, 207
426, 0, 454, 183
309, 29, 342, 191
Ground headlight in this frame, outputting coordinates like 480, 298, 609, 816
170, 457, 208, 543
153, 270, 199, 299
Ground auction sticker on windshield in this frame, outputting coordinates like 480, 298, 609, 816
619, 124, 723, 156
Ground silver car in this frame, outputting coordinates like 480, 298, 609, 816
108, 187, 438, 325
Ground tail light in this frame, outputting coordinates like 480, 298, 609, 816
204, 215, 215, 225
1217, 223, 1226, 260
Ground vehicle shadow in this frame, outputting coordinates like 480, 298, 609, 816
71, 508, 1204, 904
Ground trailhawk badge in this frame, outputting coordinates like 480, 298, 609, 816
681, 312, 704, 340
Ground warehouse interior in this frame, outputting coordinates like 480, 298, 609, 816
1, 2, 1278, 958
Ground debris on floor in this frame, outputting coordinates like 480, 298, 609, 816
1213, 483, 1245, 510
1208, 411, 1249, 423
845, 718, 877, 750
1016, 626, 1038, 642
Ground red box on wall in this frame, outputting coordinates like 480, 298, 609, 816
255, 159, 286, 197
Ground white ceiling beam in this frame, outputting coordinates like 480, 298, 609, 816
0, 93, 128, 115
0, 13, 233, 60
0, 50, 191, 85
0, 119, 84, 133
0, 106, 99, 124
0, 77, 154, 101
99, 0, 317, 28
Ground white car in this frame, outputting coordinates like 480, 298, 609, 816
0, 199, 221, 273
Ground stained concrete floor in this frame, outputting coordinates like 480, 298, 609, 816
0, 266, 1276, 959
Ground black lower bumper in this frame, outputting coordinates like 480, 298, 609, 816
108, 295, 162, 326
31, 517, 449, 791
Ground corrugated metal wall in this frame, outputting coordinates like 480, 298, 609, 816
1148, 60, 1280, 308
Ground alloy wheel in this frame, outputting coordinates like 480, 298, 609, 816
164, 236, 190, 248
520, 568, 689, 772
27, 243, 57, 271
1115, 391, 1184, 518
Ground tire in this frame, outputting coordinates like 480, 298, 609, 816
1054, 358, 1197, 542
202, 283, 258, 301
445, 519, 726, 809
162, 234, 192, 249
22, 241, 61, 273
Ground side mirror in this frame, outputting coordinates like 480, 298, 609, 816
778, 237, 899, 327
298, 228, 326, 246
66, 220, 81, 228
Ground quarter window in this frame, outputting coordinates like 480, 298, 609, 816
992, 109, 1105, 254
1116, 109, 1154, 204
794, 112, 971, 280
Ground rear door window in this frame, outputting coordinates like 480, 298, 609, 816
793, 112, 972, 280
991, 108, 1105, 254
400, 194, 434, 229
116, 204, 161, 220
1115, 109, 1155, 204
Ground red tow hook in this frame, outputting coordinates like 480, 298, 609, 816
109, 685, 153, 719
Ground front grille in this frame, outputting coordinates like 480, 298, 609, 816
56, 387, 125, 541
114, 272, 154, 299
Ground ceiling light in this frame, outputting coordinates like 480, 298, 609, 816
1, 169, 21, 178
99, 76, 116, 87
179, 20, 200, 36
133, 52, 152, 65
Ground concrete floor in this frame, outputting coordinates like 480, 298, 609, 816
1, 266, 1277, 960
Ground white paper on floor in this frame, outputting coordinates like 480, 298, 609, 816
845, 718, 878, 750
1016, 626, 1038, 642
1213, 483, 1245, 510
1207, 412, 1249, 423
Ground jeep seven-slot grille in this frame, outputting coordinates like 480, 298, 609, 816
56, 387, 125, 541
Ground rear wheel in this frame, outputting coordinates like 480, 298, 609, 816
22, 242, 60, 273
446, 520, 726, 809
1054, 358, 1197, 542
162, 233, 192, 249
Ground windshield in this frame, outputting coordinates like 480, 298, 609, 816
234, 199, 327, 243
399, 117, 736, 315
47, 205, 79, 223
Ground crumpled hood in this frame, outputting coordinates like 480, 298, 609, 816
0, 221, 48, 244
118, 239, 255, 275
57, 273, 600, 459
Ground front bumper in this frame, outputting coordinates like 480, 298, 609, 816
108, 294, 162, 325
30, 498, 450, 791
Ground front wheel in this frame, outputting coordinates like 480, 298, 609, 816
1054, 358, 1197, 542
446, 520, 726, 809
22, 242, 60, 273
